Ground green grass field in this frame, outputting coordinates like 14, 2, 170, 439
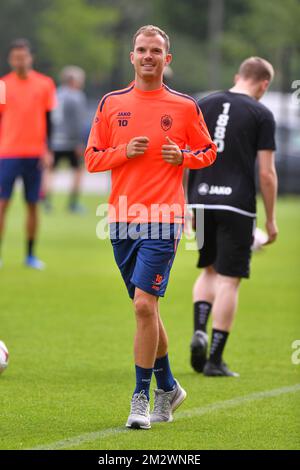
0, 192, 299, 450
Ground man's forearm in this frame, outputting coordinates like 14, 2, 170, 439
182, 144, 217, 170
84, 143, 128, 172
260, 170, 278, 221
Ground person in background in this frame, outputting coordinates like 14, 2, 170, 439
0, 39, 56, 270
44, 65, 87, 213
188, 57, 278, 377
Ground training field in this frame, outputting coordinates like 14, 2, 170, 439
0, 193, 299, 450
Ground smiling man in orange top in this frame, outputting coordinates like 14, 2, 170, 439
85, 25, 217, 429
0, 39, 56, 269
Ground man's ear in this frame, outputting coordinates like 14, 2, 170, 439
234, 74, 239, 84
262, 80, 270, 92
130, 51, 134, 65
166, 53, 172, 66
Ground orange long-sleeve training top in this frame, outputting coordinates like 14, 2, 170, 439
85, 84, 217, 223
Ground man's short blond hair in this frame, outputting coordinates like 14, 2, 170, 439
238, 57, 274, 83
132, 25, 170, 53
60, 65, 86, 86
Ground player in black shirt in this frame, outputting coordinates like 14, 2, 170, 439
188, 57, 278, 376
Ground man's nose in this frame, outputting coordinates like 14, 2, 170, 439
144, 51, 153, 60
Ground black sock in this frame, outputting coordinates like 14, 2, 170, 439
27, 239, 35, 257
194, 301, 212, 332
69, 191, 79, 207
209, 329, 229, 365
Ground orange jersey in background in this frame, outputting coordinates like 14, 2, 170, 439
85, 84, 217, 223
0, 70, 56, 157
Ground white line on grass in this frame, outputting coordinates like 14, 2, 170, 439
31, 383, 300, 450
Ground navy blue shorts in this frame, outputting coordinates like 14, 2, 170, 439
110, 223, 182, 299
0, 158, 42, 203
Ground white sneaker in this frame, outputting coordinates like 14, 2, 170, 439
150, 379, 187, 423
126, 390, 151, 430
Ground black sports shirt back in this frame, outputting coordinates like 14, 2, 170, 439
188, 91, 276, 216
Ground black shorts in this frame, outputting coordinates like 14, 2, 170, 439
53, 150, 81, 169
196, 209, 255, 278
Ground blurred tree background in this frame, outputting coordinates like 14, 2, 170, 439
0, 0, 299, 95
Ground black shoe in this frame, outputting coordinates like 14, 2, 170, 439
190, 330, 208, 373
68, 202, 87, 214
203, 360, 239, 377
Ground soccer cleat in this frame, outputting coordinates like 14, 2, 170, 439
126, 391, 151, 430
190, 330, 208, 373
203, 360, 239, 377
25, 256, 45, 271
150, 379, 187, 423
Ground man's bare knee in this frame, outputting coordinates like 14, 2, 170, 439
133, 293, 157, 319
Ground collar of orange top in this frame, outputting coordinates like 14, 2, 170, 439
12, 69, 33, 81
133, 84, 166, 98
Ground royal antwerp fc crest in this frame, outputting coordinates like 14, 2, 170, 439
161, 115, 173, 131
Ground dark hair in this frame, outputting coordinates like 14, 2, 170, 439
132, 25, 170, 53
8, 38, 32, 54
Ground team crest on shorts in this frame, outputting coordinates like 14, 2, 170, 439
161, 115, 173, 131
